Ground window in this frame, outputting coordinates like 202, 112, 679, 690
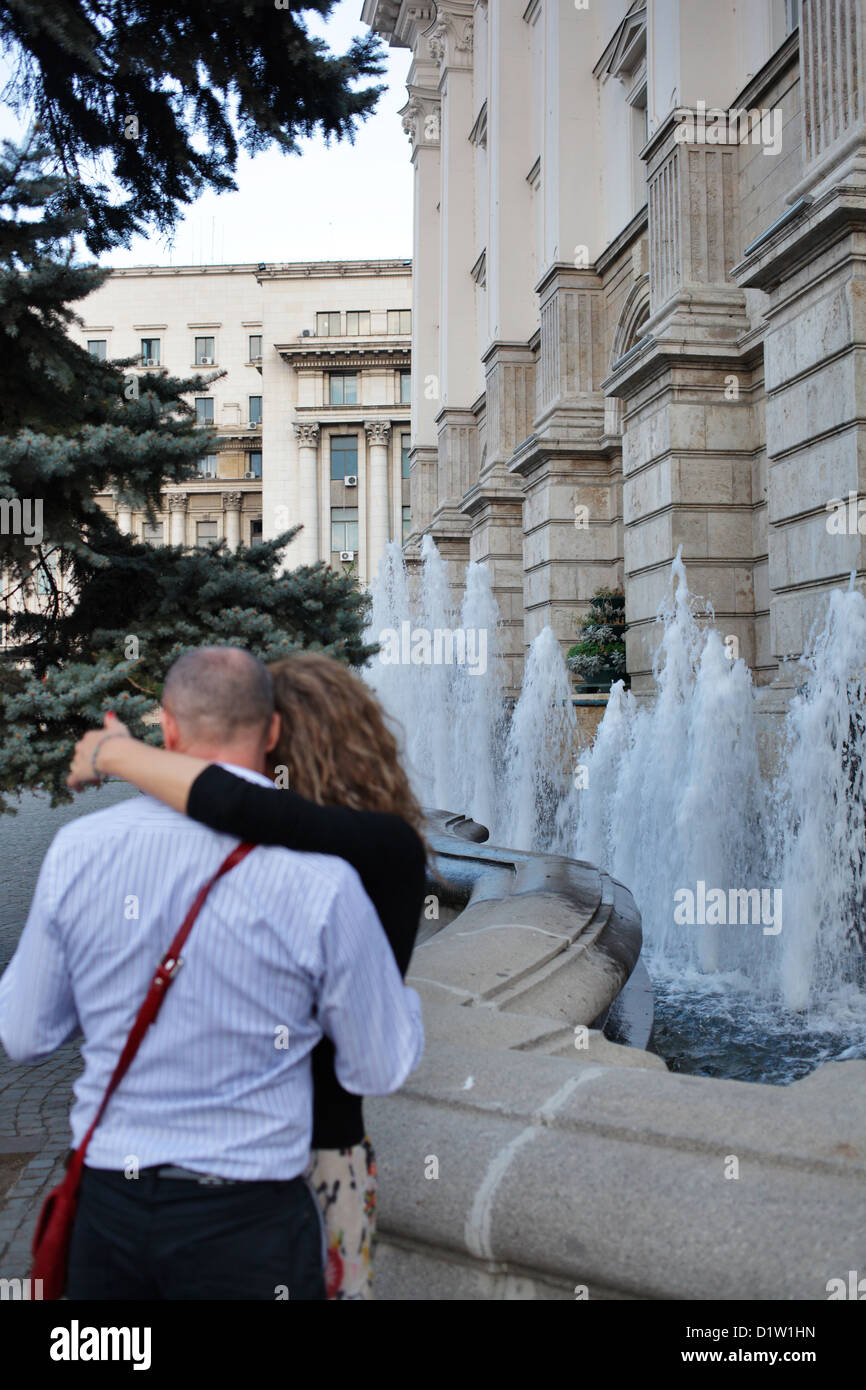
330, 435, 358, 480
785, 0, 800, 31
88, 339, 107, 360
248, 334, 262, 360
316, 311, 341, 336
140, 338, 160, 365
143, 521, 164, 544
630, 84, 648, 215
197, 453, 218, 478
249, 518, 263, 546
399, 370, 411, 405
387, 309, 411, 334
329, 373, 358, 406
196, 520, 218, 547
331, 507, 359, 552
195, 398, 214, 425
401, 434, 411, 479
249, 395, 263, 425
247, 451, 262, 479
402, 505, 411, 544
195, 336, 215, 364
346, 311, 371, 336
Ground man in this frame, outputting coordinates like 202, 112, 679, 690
0, 647, 424, 1300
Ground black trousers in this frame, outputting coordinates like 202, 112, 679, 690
67, 1166, 326, 1300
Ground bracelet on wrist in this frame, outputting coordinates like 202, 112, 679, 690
90, 733, 127, 783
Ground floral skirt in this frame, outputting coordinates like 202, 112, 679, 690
306, 1137, 377, 1300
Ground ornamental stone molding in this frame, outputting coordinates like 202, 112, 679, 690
399, 92, 441, 149
166, 492, 188, 512
365, 420, 392, 446
221, 492, 243, 511
293, 422, 320, 447
428, 10, 473, 67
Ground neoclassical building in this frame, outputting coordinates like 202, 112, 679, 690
66, 260, 413, 584
362, 0, 863, 703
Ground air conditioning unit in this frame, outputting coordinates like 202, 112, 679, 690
244, 471, 258, 479
339, 551, 355, 563
249, 420, 261, 429
199, 356, 214, 366
302, 329, 311, 337
344, 474, 358, 487
143, 357, 157, 367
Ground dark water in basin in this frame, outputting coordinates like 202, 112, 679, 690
651, 968, 866, 1085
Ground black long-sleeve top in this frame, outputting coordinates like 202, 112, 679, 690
187, 764, 427, 1150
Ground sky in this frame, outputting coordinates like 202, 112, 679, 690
1, 1, 413, 268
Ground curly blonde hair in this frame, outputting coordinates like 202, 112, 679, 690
266, 651, 426, 835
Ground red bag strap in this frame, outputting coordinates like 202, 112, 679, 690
65, 841, 255, 1186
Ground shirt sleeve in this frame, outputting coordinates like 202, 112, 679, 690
316, 865, 424, 1097
0, 835, 80, 1063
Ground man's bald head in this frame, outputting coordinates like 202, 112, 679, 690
162, 647, 275, 751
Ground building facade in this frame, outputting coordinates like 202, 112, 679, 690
67, 259, 413, 584
362, 0, 864, 705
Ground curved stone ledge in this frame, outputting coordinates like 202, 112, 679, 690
417, 809, 645, 1045
368, 1046, 866, 1301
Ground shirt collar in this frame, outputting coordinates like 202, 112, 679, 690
216, 762, 275, 789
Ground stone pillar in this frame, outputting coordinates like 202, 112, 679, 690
400, 82, 441, 544
604, 106, 758, 693
365, 421, 391, 582
115, 504, 133, 535
222, 491, 243, 552
429, 2, 477, 578
732, 0, 866, 673
167, 492, 188, 547
293, 423, 320, 566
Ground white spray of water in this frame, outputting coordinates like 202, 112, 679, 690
366, 539, 866, 1017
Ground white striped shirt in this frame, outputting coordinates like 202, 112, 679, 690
0, 767, 424, 1180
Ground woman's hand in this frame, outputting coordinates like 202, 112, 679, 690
67, 712, 132, 790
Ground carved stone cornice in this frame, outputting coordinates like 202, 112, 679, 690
428, 7, 473, 68
399, 89, 441, 150
278, 343, 411, 370
294, 422, 320, 447
365, 420, 392, 446
221, 492, 243, 511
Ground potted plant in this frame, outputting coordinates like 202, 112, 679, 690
566, 587, 628, 692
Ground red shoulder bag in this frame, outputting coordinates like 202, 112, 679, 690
31, 840, 255, 1299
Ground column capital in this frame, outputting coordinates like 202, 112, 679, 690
166, 492, 188, 512
365, 420, 392, 446
221, 491, 243, 511
293, 422, 320, 446
400, 90, 441, 150
428, 6, 474, 69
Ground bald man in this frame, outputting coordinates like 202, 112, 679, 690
0, 647, 424, 1300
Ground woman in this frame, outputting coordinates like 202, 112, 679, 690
67, 651, 428, 1301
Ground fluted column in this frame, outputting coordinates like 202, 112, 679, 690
293, 423, 320, 566
365, 420, 391, 581
167, 492, 188, 547
222, 492, 243, 552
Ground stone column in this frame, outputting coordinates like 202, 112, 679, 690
167, 492, 188, 547
429, 2, 477, 582
732, 0, 866, 677
222, 491, 243, 552
365, 421, 391, 582
293, 423, 320, 566
115, 504, 133, 535
400, 83, 441, 544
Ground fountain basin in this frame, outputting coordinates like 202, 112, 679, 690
416, 809, 655, 1058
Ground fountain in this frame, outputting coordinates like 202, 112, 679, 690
365, 541, 866, 1084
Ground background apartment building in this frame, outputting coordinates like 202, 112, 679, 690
70, 259, 413, 584
363, 0, 862, 711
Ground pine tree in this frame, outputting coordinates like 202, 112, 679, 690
0, 133, 374, 812
0, 0, 386, 252
566, 588, 628, 686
